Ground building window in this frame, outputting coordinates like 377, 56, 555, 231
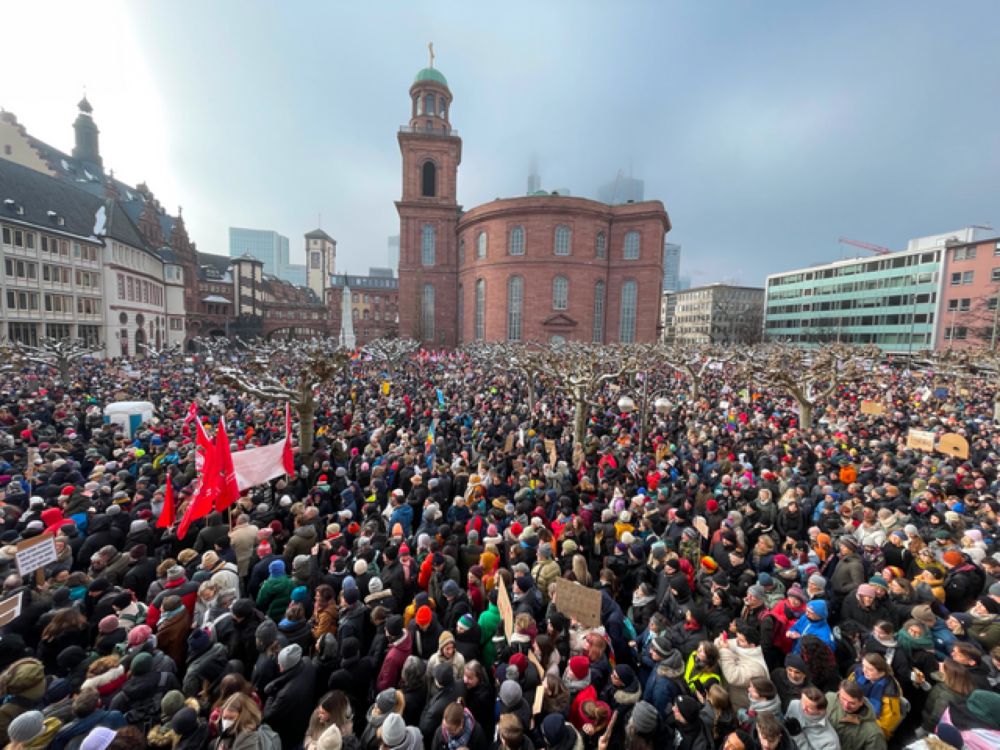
945, 326, 968, 340
964, 270, 974, 284
352, 309, 359, 321
458, 238, 465, 264
951, 272, 962, 286
507, 276, 523, 341
596, 231, 607, 259
992, 268, 1000, 282
352, 293, 359, 303
552, 275, 568, 310
421, 161, 436, 197
457, 283, 464, 341
554, 225, 571, 256
311, 252, 321, 269
421, 224, 436, 266
476, 231, 487, 259
421, 284, 435, 341
509, 226, 525, 256
624, 230, 640, 260
620, 280, 637, 342
424, 94, 435, 116
593, 281, 605, 342
954, 246, 977, 261
474, 279, 486, 340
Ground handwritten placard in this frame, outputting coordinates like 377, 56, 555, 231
906, 429, 936, 453
544, 439, 557, 467
0, 592, 22, 627
693, 516, 710, 540
15, 534, 56, 577
860, 401, 885, 415
553, 578, 603, 629
497, 576, 514, 642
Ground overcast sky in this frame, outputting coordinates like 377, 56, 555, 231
4, 1, 999, 285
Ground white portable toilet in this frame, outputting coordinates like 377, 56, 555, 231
103, 401, 155, 438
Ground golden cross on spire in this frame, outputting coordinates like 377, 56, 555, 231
428, 42, 435, 68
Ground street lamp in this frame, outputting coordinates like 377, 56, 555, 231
619, 380, 673, 459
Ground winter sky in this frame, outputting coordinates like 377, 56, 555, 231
3, 1, 999, 286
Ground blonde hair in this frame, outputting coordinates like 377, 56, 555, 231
222, 692, 261, 733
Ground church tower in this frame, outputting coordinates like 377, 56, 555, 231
72, 96, 102, 169
396, 46, 462, 347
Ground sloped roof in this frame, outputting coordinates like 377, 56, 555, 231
0, 158, 105, 239
304, 228, 334, 241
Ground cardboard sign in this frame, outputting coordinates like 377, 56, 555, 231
553, 578, 603, 629
860, 401, 885, 415
693, 516, 710, 540
533, 686, 545, 716
937, 433, 970, 459
497, 576, 514, 642
504, 432, 515, 454
544, 439, 557, 467
0, 592, 22, 628
15, 533, 56, 577
906, 429, 936, 453
656, 443, 670, 462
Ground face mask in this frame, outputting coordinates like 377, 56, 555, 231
221, 719, 234, 732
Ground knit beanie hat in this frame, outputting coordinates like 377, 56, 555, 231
291, 586, 309, 603
161, 689, 186, 719
415, 605, 432, 628
268, 559, 285, 577
128, 624, 153, 648
375, 688, 398, 714
499, 680, 522, 707
131, 652, 153, 676
80, 727, 118, 750
676, 695, 701, 724
380, 713, 407, 746
541, 714, 567, 745
171, 707, 199, 737
278, 644, 302, 671
256, 619, 279, 647
568, 655, 590, 679
457, 614, 474, 632
7, 710, 44, 743
433, 662, 454, 687
966, 690, 1000, 729
98, 615, 119, 635
630, 701, 659, 733
316, 724, 343, 750
385, 615, 403, 640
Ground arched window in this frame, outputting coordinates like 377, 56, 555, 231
352, 308, 359, 321
554, 225, 571, 256
421, 224, 436, 266
415, 95, 423, 116
476, 231, 488, 259
552, 275, 568, 310
624, 230, 640, 260
421, 284, 435, 341
619, 280, 637, 342
507, 276, 523, 341
424, 94, 435, 116
509, 226, 525, 255
363, 309, 370, 320
592, 280, 605, 342
421, 161, 436, 197
439, 97, 447, 117
474, 279, 486, 340
595, 231, 607, 259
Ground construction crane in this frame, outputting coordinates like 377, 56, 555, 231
838, 237, 894, 256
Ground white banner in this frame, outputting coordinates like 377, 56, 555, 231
231, 439, 288, 491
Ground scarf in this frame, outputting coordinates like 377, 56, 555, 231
158, 605, 186, 626
896, 628, 934, 655
440, 708, 474, 750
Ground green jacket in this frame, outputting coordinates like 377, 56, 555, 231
969, 617, 1000, 652
825, 693, 887, 750
256, 575, 294, 620
478, 603, 502, 667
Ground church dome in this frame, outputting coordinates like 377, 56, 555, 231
414, 67, 448, 87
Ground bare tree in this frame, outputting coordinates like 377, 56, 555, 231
216, 340, 353, 459
749, 343, 875, 429
5, 337, 102, 384
465, 341, 551, 414
654, 344, 735, 400
363, 337, 419, 375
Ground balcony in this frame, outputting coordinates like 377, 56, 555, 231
398, 125, 458, 137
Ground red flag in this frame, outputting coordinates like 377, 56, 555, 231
178, 420, 220, 539
157, 478, 175, 529
182, 402, 198, 436
282, 402, 295, 476
214, 418, 241, 513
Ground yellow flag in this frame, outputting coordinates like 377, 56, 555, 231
382, 381, 390, 395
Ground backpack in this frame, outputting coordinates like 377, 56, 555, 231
256, 723, 282, 750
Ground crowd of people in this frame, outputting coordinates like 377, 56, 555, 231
0, 341, 995, 750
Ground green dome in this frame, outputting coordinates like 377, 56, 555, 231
414, 67, 448, 87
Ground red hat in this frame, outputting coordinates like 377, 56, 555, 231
61, 486, 74, 497
127, 624, 152, 648
942, 550, 964, 567
415, 605, 433, 628
400, 544, 410, 555
706, 500, 719, 513
568, 655, 590, 680
256, 541, 272, 557
510, 522, 523, 537
773, 554, 792, 570
347, 522, 360, 535
700, 556, 719, 572
510, 652, 528, 674
318, 475, 328, 483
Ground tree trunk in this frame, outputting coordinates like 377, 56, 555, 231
690, 376, 700, 401
525, 370, 536, 414
572, 386, 588, 447
57, 358, 70, 384
298, 388, 316, 460
797, 399, 813, 430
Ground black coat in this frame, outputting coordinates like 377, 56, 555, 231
262, 658, 317, 750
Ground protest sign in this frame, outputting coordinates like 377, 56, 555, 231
937, 433, 970, 459
0, 593, 22, 628
16, 534, 56, 577
497, 576, 514, 641
553, 578, 602, 629
906, 429, 936, 452
860, 400, 885, 415
544, 439, 557, 467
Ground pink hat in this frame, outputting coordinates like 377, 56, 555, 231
127, 624, 152, 648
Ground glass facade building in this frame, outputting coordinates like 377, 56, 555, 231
765, 248, 943, 352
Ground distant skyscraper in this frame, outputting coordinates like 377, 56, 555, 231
663, 242, 681, 292
388, 235, 400, 275
229, 227, 291, 279
597, 173, 645, 205
527, 156, 541, 194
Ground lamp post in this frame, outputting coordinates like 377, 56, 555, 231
617, 378, 672, 458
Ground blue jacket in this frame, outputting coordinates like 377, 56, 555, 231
643, 667, 682, 716
390, 503, 414, 536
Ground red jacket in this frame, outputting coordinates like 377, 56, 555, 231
377, 631, 413, 692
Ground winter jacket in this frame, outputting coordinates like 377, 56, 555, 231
830, 554, 866, 598
283, 525, 318, 565
183, 643, 229, 697
262, 658, 317, 750
715, 638, 768, 709
377, 632, 413, 692
256, 575, 295, 620
824, 693, 886, 750
785, 699, 840, 750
